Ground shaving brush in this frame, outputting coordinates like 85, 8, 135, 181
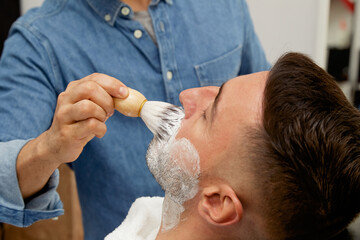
114, 88, 185, 140
113, 88, 147, 117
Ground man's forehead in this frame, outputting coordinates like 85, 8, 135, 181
213, 72, 268, 126
227, 71, 268, 97
233, 71, 269, 83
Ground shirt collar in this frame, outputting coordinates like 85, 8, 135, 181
87, 0, 173, 26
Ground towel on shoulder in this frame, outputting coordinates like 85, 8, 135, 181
105, 197, 163, 240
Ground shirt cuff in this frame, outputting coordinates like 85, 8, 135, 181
0, 139, 64, 227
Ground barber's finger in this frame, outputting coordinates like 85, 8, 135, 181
83, 73, 129, 99
64, 99, 108, 123
71, 118, 108, 140
65, 80, 115, 117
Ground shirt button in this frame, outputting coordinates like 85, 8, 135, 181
167, 71, 173, 81
134, 30, 142, 39
121, 7, 130, 16
104, 14, 111, 22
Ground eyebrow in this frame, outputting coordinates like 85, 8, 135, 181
211, 81, 227, 126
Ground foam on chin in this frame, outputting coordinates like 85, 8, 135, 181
147, 137, 200, 203
142, 101, 200, 231
147, 136, 200, 231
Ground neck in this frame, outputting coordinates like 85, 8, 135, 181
155, 196, 217, 240
156, 215, 203, 240
155, 215, 220, 240
121, 0, 151, 11
159, 195, 185, 232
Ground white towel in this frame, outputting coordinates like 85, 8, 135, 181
105, 197, 164, 240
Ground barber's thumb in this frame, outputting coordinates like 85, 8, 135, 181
118, 86, 129, 98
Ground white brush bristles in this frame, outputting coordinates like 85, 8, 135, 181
140, 101, 184, 139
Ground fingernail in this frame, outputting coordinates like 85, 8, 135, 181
119, 87, 128, 98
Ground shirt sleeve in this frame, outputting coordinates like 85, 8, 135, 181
239, 0, 271, 74
0, 20, 64, 227
0, 140, 64, 227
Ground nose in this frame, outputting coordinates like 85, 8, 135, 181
179, 87, 219, 119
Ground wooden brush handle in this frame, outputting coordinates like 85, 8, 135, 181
113, 88, 147, 117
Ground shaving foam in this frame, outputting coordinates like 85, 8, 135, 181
141, 101, 200, 231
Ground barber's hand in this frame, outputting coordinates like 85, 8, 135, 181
43, 73, 128, 164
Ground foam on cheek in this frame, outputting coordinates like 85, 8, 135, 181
163, 138, 200, 202
147, 137, 200, 231
143, 101, 200, 231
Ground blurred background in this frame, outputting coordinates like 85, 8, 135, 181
0, 0, 359, 239
247, 0, 360, 107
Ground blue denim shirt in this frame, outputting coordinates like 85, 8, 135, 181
0, 0, 269, 238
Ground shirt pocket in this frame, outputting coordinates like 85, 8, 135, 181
195, 45, 242, 87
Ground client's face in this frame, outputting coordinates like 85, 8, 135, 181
146, 71, 268, 197
145, 71, 268, 231
177, 71, 268, 172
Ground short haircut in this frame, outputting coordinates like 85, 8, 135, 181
256, 53, 360, 239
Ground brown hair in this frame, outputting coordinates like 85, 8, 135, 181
257, 53, 360, 239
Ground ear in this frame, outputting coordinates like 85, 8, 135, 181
198, 184, 243, 226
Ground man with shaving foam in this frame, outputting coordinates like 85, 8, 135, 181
106, 53, 360, 240
0, 0, 269, 239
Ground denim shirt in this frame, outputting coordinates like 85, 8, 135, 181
0, 0, 270, 239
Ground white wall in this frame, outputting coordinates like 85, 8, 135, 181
349, 0, 360, 91
20, 0, 44, 15
247, 0, 330, 68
